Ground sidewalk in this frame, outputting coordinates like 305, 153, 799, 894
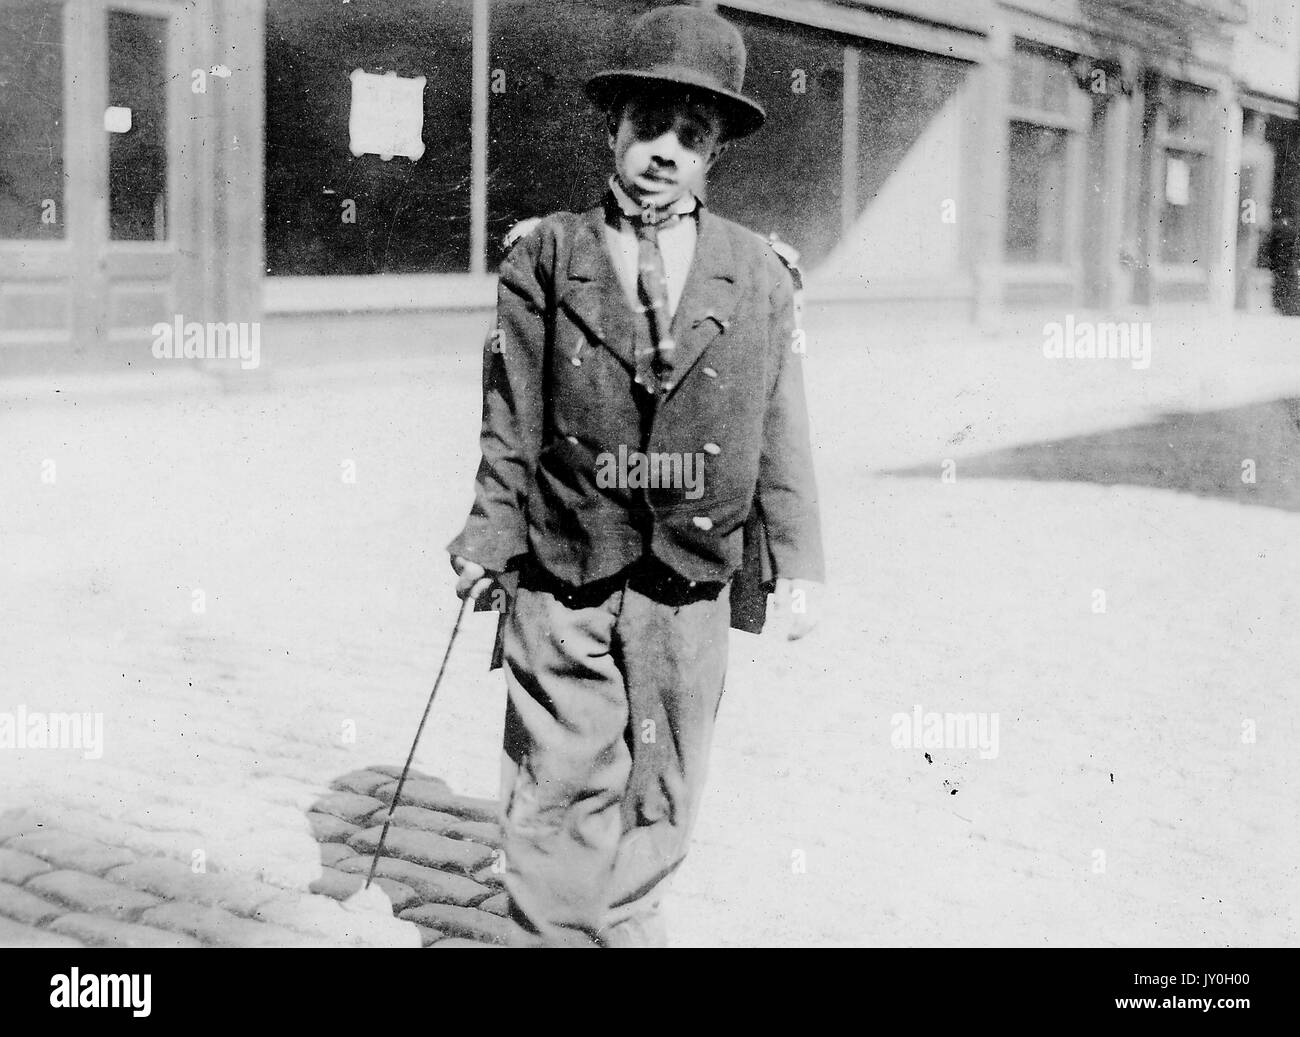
2, 307, 1298, 946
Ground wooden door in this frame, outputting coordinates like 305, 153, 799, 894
0, 0, 192, 368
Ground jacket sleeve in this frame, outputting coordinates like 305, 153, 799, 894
754, 256, 825, 583
446, 229, 549, 573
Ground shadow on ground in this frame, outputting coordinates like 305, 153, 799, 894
306, 766, 517, 947
887, 398, 1300, 512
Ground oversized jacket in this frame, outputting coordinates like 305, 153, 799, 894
447, 200, 825, 634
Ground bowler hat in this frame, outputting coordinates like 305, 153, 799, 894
585, 5, 765, 139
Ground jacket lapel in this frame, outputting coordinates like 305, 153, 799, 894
665, 209, 739, 392
555, 204, 739, 383
557, 206, 638, 372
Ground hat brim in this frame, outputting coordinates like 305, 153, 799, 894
586, 69, 766, 139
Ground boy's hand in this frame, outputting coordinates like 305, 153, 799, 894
451, 556, 496, 602
773, 578, 822, 641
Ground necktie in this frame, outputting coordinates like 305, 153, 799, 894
634, 217, 676, 389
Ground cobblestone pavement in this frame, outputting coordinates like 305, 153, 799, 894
0, 765, 511, 947
2, 310, 1299, 946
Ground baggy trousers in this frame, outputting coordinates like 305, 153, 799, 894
498, 562, 731, 947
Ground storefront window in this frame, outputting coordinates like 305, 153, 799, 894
1007, 121, 1068, 261
1005, 44, 1079, 264
0, 0, 65, 241
486, 0, 658, 257
1158, 82, 1215, 265
708, 9, 845, 269
259, 1, 979, 279
854, 39, 968, 222
264, 0, 474, 275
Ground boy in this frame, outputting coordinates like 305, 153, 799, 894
448, 5, 824, 947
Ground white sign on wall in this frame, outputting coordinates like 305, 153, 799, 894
348, 69, 426, 161
104, 106, 132, 133
1165, 157, 1191, 207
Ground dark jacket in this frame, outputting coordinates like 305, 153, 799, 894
448, 201, 824, 633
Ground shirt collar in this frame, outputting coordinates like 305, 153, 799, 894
607, 176, 700, 225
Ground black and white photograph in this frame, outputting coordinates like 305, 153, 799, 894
0, 0, 1296, 986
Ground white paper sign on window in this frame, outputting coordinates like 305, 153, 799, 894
348, 69, 426, 161
1165, 157, 1191, 207
104, 106, 132, 133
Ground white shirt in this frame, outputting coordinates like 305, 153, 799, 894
602, 177, 699, 322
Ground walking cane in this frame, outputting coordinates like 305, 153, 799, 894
343, 591, 479, 914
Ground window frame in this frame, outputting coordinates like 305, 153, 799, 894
1153, 78, 1217, 273
1002, 39, 1089, 273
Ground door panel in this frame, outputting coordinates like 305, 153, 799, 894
0, 0, 73, 347
0, 0, 189, 359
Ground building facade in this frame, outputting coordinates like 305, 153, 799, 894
1, 0, 1297, 371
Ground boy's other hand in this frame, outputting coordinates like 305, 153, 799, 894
773, 578, 822, 641
451, 556, 495, 602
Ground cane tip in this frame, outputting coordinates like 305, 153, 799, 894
342, 882, 395, 916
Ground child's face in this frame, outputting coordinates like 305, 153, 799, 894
609, 92, 728, 211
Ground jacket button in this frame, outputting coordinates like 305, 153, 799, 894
570, 357, 582, 367
703, 442, 721, 455
692, 516, 713, 531
566, 435, 579, 445
703, 367, 718, 378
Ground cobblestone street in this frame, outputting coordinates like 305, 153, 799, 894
2, 309, 1298, 947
